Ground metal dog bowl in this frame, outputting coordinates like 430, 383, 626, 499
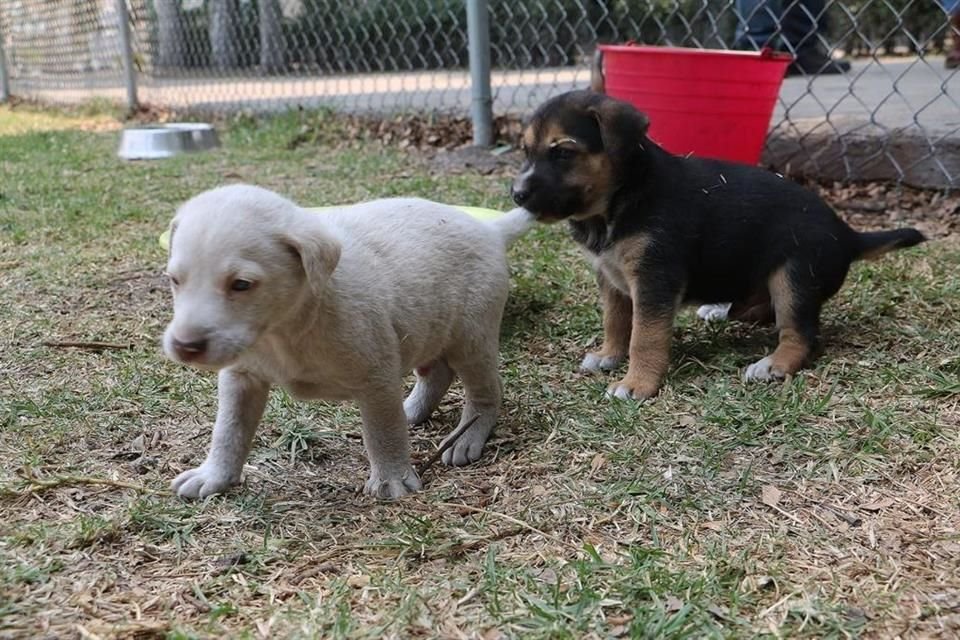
118, 123, 220, 160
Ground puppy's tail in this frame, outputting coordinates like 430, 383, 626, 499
490, 206, 536, 248
854, 228, 927, 261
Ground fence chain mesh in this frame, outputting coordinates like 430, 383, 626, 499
0, 1, 957, 186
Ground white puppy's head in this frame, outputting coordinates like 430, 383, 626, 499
162, 184, 341, 370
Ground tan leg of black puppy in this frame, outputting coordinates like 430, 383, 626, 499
594, 239, 679, 400
744, 267, 816, 381
607, 299, 674, 401
580, 273, 631, 373
729, 299, 775, 325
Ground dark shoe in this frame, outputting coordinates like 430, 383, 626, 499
948, 14, 960, 70
786, 48, 851, 76
947, 50, 960, 70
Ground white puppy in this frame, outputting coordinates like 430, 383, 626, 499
163, 184, 533, 499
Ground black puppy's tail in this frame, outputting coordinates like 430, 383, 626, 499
854, 228, 926, 261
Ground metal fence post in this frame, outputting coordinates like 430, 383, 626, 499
466, 0, 493, 147
0, 16, 10, 103
115, 0, 138, 112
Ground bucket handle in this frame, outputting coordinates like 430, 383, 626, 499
617, 41, 794, 61
760, 46, 794, 61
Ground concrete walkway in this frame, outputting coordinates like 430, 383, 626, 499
9, 56, 959, 187
767, 56, 959, 188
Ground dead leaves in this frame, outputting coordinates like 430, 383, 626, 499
761, 484, 783, 508
287, 112, 523, 152
860, 496, 895, 512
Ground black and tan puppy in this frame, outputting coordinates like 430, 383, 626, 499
512, 90, 926, 400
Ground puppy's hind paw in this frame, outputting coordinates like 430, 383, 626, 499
743, 356, 787, 382
580, 351, 624, 373
440, 417, 494, 467
364, 465, 422, 499
171, 462, 239, 499
697, 303, 732, 323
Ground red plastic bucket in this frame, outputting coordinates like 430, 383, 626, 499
598, 44, 792, 165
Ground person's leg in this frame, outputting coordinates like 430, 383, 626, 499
780, 0, 823, 52
941, 1, 960, 69
734, 0, 781, 50
938, 0, 960, 13
782, 0, 849, 75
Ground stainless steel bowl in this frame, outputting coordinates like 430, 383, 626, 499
118, 123, 220, 160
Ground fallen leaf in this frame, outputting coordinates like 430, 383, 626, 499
860, 497, 894, 511
214, 552, 250, 569
761, 485, 782, 508
665, 595, 684, 612
678, 415, 696, 427
255, 617, 274, 638
591, 453, 606, 473
347, 574, 370, 588
606, 614, 633, 625
535, 568, 557, 584
708, 604, 731, 620
129, 434, 145, 453
741, 574, 776, 592
700, 521, 724, 532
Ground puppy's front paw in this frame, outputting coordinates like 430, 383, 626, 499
580, 351, 624, 373
364, 465, 422, 499
171, 462, 239, 499
696, 303, 732, 323
743, 356, 787, 382
606, 376, 659, 402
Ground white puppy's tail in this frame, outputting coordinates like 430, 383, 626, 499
489, 207, 535, 248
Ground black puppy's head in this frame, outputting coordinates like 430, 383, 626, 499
511, 90, 650, 222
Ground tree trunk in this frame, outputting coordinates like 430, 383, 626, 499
209, 0, 240, 70
258, 0, 284, 73
154, 0, 186, 70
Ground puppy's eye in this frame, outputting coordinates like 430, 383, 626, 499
230, 279, 253, 292
550, 146, 577, 161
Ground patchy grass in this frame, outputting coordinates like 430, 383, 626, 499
1, 106, 958, 640
0, 101, 121, 137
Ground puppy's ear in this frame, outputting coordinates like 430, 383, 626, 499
587, 98, 650, 157
281, 215, 341, 296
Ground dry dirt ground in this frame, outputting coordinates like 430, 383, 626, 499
1, 104, 959, 639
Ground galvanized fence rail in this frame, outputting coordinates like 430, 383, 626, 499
0, 1, 957, 187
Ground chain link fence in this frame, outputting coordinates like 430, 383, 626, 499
0, 1, 957, 187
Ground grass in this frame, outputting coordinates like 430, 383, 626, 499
1, 102, 959, 639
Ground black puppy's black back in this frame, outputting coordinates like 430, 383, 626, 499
574, 142, 922, 308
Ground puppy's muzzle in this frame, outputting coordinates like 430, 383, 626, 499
171, 336, 208, 362
511, 164, 536, 207
511, 185, 531, 206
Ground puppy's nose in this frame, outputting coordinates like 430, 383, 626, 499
172, 337, 208, 360
511, 186, 531, 206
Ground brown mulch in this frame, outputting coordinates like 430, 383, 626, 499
109, 105, 958, 239
285, 111, 524, 152
280, 109, 960, 236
